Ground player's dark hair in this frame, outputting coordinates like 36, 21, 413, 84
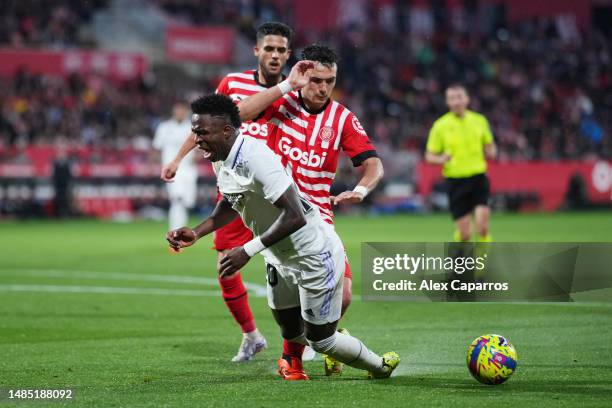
301, 44, 338, 68
447, 83, 468, 94
256, 22, 293, 45
190, 94, 241, 129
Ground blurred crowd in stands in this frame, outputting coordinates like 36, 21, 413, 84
0, 0, 610, 177
319, 2, 611, 165
0, 0, 107, 48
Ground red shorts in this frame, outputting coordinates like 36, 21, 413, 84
213, 216, 253, 251
213, 190, 253, 251
343, 258, 353, 279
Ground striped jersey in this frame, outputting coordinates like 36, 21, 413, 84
263, 91, 378, 224
215, 69, 275, 140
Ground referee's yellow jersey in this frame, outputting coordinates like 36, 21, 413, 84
426, 110, 494, 178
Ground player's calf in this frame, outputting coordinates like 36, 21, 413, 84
272, 308, 311, 380
306, 322, 400, 378
216, 260, 264, 362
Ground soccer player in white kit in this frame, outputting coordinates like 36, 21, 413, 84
153, 101, 198, 230
165, 91, 399, 380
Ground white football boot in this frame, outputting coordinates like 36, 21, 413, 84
231, 330, 268, 362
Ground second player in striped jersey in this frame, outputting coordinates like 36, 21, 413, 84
237, 44, 384, 377
216, 70, 275, 140
240, 44, 384, 226
268, 91, 376, 224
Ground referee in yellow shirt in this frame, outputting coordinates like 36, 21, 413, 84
426, 84, 497, 243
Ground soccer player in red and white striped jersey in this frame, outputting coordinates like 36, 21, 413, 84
239, 44, 383, 226
238, 44, 384, 376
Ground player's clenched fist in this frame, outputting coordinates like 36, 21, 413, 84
166, 227, 197, 251
160, 160, 178, 182
160, 133, 198, 182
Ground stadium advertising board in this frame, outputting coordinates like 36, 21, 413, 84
418, 161, 612, 210
166, 25, 234, 63
0, 49, 147, 81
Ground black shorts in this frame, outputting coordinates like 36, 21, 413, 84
446, 173, 490, 220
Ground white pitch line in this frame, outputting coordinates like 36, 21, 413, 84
0, 269, 267, 297
0, 284, 221, 297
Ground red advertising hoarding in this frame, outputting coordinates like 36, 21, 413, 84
166, 25, 234, 63
418, 161, 612, 211
0, 49, 147, 81
0, 163, 215, 179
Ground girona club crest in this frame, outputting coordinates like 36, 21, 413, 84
318, 126, 336, 148
351, 116, 367, 136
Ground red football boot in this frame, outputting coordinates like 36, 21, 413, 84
277, 357, 310, 381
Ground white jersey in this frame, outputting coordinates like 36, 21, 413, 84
154, 118, 197, 208
216, 135, 333, 263
153, 118, 196, 173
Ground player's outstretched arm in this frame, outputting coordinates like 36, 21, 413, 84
218, 185, 306, 277
332, 157, 384, 205
160, 133, 197, 182
166, 198, 238, 251
237, 60, 314, 121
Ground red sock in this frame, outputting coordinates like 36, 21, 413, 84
282, 339, 305, 361
219, 272, 256, 333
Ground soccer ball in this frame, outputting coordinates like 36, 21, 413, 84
467, 334, 517, 385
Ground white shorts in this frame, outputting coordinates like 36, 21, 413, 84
264, 239, 345, 325
167, 170, 197, 208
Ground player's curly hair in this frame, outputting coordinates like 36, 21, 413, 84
301, 44, 338, 68
256, 22, 293, 45
190, 94, 242, 129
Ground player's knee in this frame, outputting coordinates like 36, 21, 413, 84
217, 250, 235, 278
341, 280, 352, 314
307, 332, 337, 354
216, 262, 229, 278
216, 263, 225, 277
341, 296, 351, 315
170, 197, 184, 206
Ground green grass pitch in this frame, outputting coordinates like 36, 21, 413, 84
1, 212, 611, 407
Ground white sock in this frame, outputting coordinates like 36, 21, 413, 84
169, 199, 187, 230
244, 329, 261, 340
309, 331, 384, 373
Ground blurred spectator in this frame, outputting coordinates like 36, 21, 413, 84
52, 141, 73, 217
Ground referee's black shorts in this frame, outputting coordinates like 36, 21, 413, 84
446, 173, 490, 220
